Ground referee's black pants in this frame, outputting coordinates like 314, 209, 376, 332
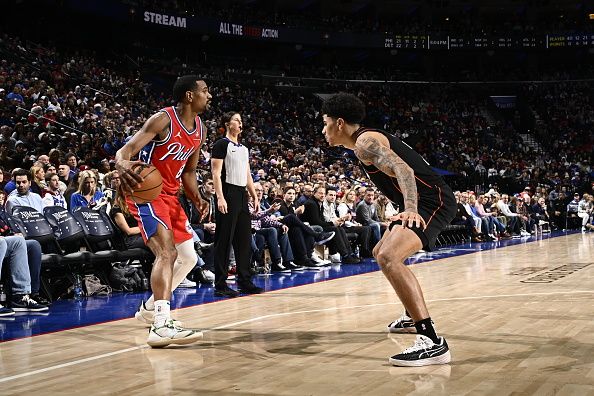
214, 184, 253, 288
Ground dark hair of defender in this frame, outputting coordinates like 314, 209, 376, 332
321, 92, 366, 125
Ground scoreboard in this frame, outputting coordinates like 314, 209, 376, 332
384, 34, 594, 50
384, 35, 428, 49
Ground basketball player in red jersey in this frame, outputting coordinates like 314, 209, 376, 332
116, 75, 211, 347
321, 93, 457, 366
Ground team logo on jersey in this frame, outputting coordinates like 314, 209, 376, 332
159, 142, 195, 161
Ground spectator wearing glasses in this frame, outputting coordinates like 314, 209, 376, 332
297, 184, 314, 206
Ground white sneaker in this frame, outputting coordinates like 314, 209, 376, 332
329, 253, 341, 263
147, 319, 203, 348
135, 301, 184, 328
202, 269, 215, 282
520, 230, 531, 237
310, 254, 330, 266
178, 277, 197, 288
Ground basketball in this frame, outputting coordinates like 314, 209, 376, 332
128, 164, 162, 203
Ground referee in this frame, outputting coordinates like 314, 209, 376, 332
211, 111, 262, 297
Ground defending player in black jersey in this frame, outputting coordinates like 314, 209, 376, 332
321, 93, 456, 367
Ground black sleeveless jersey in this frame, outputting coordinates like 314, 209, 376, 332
352, 127, 448, 211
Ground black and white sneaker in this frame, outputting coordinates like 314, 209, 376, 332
271, 262, 292, 273
314, 231, 335, 246
389, 335, 451, 367
11, 295, 49, 312
300, 259, 325, 270
387, 313, 416, 333
284, 262, 306, 271
0, 304, 15, 316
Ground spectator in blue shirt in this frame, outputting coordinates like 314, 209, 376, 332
69, 170, 104, 210
6, 169, 43, 213
6, 85, 24, 104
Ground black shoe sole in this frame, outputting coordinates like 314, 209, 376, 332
238, 288, 264, 294
214, 290, 239, 298
0, 312, 15, 316
389, 350, 451, 366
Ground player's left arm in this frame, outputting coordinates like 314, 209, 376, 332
354, 132, 425, 229
182, 148, 208, 220
245, 159, 259, 212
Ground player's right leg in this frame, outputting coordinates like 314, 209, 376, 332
375, 225, 450, 366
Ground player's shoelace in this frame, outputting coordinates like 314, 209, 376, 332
402, 335, 435, 354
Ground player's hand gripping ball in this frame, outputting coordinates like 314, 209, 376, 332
128, 164, 163, 203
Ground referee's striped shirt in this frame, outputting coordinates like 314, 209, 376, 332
211, 137, 249, 187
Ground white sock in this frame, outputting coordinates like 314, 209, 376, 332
153, 300, 170, 327
145, 299, 154, 311
145, 240, 197, 312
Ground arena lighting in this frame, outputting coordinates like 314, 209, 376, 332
589, 13, 594, 20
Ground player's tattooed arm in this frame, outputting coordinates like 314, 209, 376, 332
354, 135, 418, 213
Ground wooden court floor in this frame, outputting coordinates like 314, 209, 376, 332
0, 233, 593, 395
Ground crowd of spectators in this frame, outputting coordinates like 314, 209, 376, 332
0, 33, 593, 309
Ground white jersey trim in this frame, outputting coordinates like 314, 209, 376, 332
172, 106, 197, 135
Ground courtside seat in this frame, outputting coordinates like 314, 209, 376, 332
43, 206, 88, 253
71, 207, 115, 249
8, 206, 59, 249
7, 206, 92, 300
436, 224, 467, 246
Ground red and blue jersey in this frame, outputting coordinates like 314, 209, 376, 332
138, 106, 204, 195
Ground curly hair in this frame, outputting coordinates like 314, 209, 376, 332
321, 92, 366, 124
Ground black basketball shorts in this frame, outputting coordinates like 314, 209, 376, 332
389, 185, 457, 251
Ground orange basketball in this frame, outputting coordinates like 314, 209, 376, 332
129, 164, 163, 203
